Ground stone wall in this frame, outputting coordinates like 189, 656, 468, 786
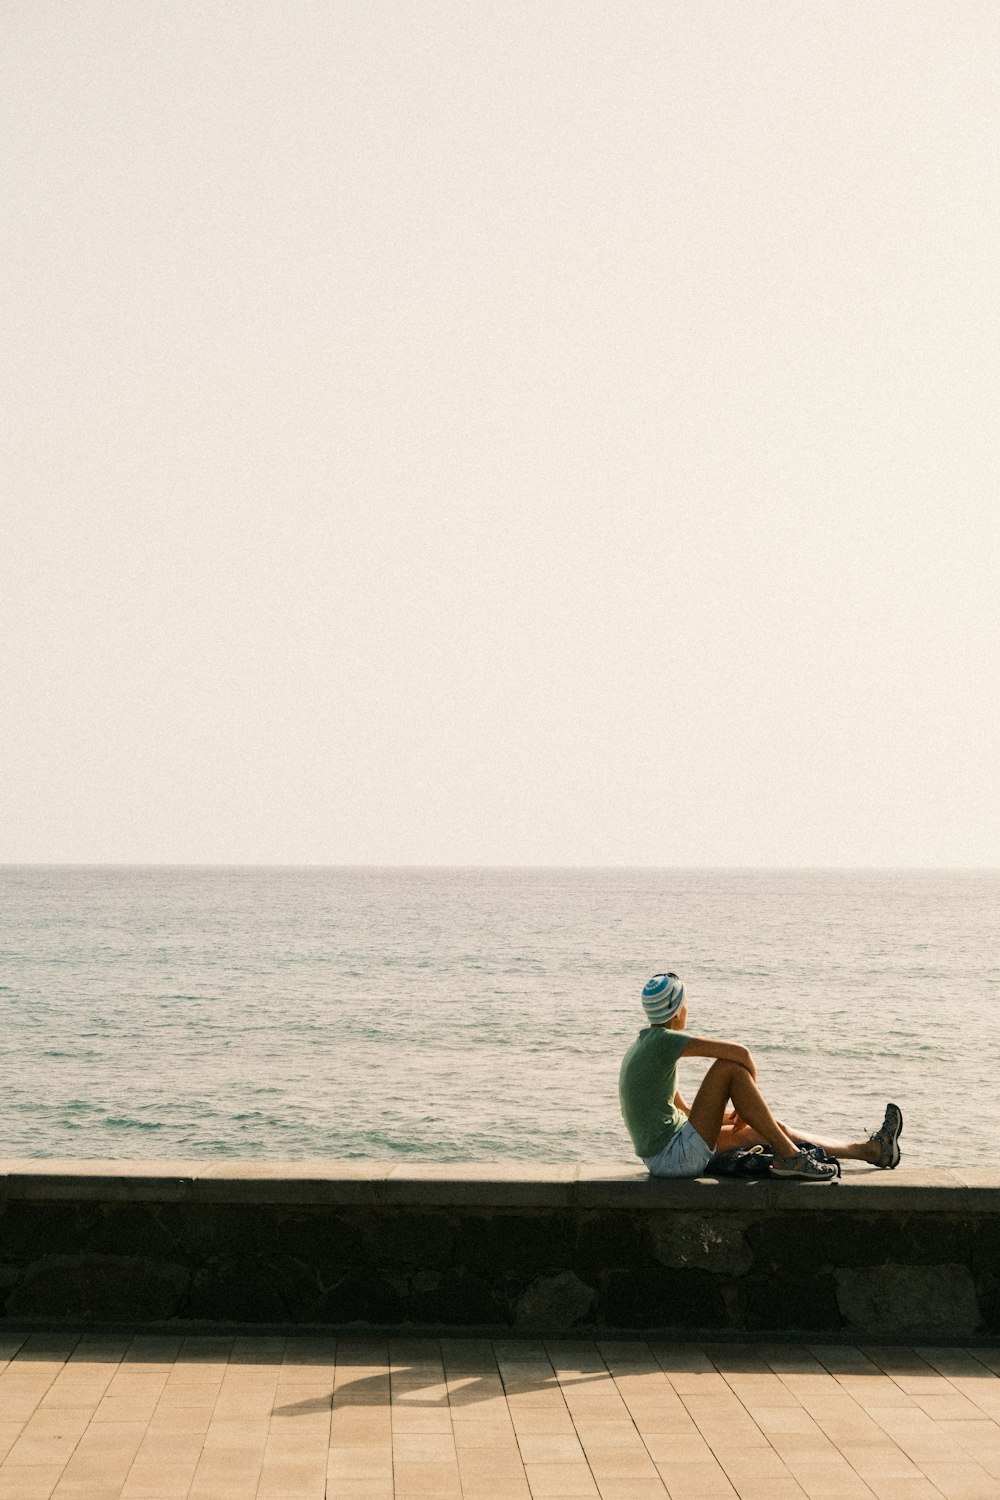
0, 1161, 997, 1338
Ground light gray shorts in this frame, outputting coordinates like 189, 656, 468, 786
643, 1121, 714, 1179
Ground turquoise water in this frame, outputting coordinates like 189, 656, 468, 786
1, 867, 996, 1167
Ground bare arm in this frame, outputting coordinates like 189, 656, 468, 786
680, 1036, 757, 1080
673, 1089, 689, 1115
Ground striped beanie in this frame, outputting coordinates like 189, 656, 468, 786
641, 971, 685, 1025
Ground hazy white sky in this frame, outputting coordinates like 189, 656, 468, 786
3, 2, 998, 865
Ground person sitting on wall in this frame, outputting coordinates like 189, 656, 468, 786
619, 971, 903, 1182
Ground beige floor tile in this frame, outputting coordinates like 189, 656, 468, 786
392, 1431, 457, 1461
894, 1431, 974, 1465
144, 1408, 213, 1437
210, 1399, 275, 1422
837, 1377, 916, 1406
52, 1482, 124, 1500
391, 1458, 462, 1493
0, 1369, 56, 1388
640, 1430, 714, 1462
700, 1424, 775, 1448
712, 1445, 797, 1480
90, 1397, 159, 1424
38, 1389, 108, 1415
187, 1485, 261, 1500
119, 1463, 200, 1498
570, 1420, 641, 1442
655, 1458, 738, 1496
977, 1451, 1000, 1480
0, 1396, 47, 1424
630, 1414, 701, 1440
162, 1366, 226, 1385
912, 1392, 987, 1421
507, 1394, 573, 1414
71, 1420, 148, 1456
584, 1449, 659, 1479
725, 1480, 808, 1500
0, 1468, 66, 1500
267, 1402, 330, 1428
330, 1424, 393, 1449
511, 1412, 580, 1436
812, 1416, 893, 1448
519, 1434, 587, 1463
53, 1453, 134, 1489
39, 1375, 112, 1405
864, 1482, 953, 1500
154, 1383, 222, 1408
326, 1444, 394, 1478
129, 1431, 205, 1464
452, 1418, 517, 1446
738, 1385, 806, 1409
460, 1484, 532, 1500
596, 1481, 669, 1500
622, 1393, 692, 1419
4, 1433, 81, 1466
202, 1417, 269, 1449
458, 1445, 529, 1477
262, 1425, 330, 1454
464, 1482, 539, 1500
255, 1459, 327, 1497
331, 1405, 392, 1430
0, 1426, 23, 1464
917, 1463, 1000, 1500
323, 1484, 394, 1500
105, 1374, 168, 1401
15, 1407, 92, 1441
523, 1461, 600, 1495
188, 1450, 262, 1483
748, 1405, 824, 1435
784, 1462, 876, 1499
389, 1407, 455, 1434
838, 1444, 923, 1479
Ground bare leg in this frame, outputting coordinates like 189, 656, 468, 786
716, 1118, 879, 1162
784, 1127, 878, 1163
687, 1060, 800, 1158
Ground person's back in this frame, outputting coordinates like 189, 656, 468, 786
619, 1025, 690, 1158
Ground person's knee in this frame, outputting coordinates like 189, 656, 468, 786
707, 1057, 751, 1082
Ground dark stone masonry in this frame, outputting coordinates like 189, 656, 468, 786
0, 1161, 997, 1338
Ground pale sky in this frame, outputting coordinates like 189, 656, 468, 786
3, 1, 998, 866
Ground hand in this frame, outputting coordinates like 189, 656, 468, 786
723, 1108, 746, 1130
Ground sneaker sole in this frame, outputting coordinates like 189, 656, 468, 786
880, 1103, 903, 1169
771, 1166, 838, 1181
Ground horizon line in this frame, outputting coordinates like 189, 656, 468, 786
2, 862, 997, 873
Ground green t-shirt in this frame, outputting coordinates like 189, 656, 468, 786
619, 1026, 692, 1158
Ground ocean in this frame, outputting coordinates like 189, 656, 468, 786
1, 867, 996, 1169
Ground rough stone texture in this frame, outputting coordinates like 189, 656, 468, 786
0, 1162, 998, 1335
743, 1270, 842, 1333
649, 1214, 752, 1275
6, 1253, 189, 1320
515, 1271, 595, 1327
834, 1261, 982, 1334
599, 1265, 727, 1329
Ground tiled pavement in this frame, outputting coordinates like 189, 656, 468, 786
1, 1333, 1000, 1500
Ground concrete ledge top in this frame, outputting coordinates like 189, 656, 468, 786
0, 1160, 998, 1211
